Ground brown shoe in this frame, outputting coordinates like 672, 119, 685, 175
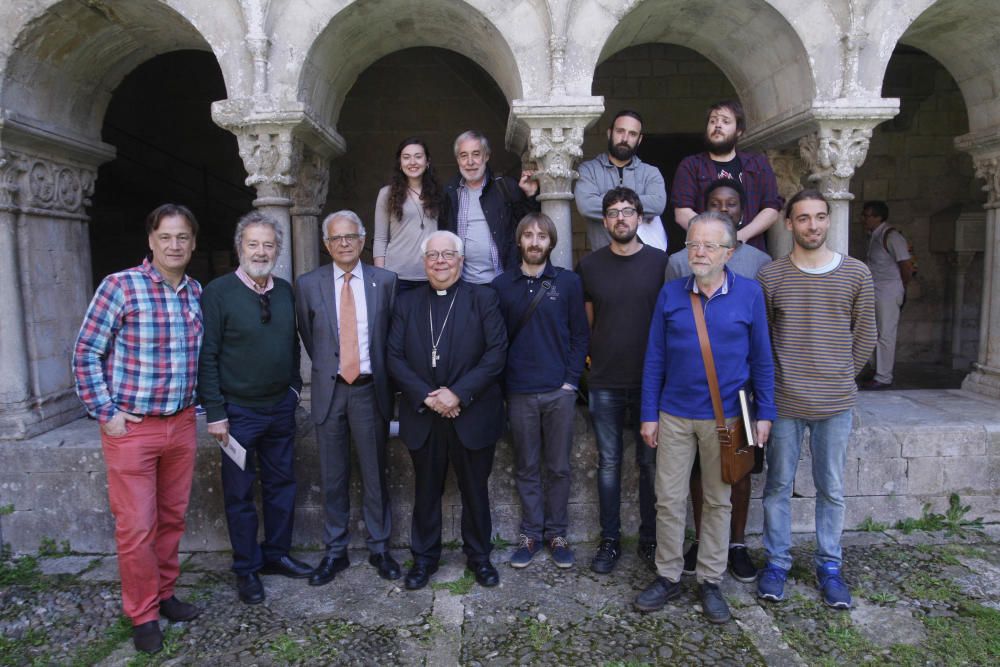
159, 595, 201, 622
133, 620, 163, 654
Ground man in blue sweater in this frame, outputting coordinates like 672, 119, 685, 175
634, 211, 775, 624
492, 213, 589, 569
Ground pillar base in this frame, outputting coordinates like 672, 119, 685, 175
961, 363, 1000, 399
0, 389, 84, 441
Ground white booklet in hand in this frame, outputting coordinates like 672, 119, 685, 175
739, 389, 756, 448
219, 434, 247, 470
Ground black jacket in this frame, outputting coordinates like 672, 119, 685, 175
440, 167, 540, 272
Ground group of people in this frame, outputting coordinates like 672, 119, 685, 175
72, 100, 882, 654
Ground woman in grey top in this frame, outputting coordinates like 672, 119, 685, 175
374, 137, 442, 291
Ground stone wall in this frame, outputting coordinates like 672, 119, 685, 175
849, 47, 987, 365
1, 390, 996, 555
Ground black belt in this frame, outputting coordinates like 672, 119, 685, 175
337, 374, 373, 386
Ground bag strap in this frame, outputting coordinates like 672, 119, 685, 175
689, 292, 729, 438
509, 272, 557, 343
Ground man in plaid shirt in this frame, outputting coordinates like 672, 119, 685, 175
672, 100, 783, 251
73, 204, 204, 655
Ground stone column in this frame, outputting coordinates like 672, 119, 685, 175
236, 128, 299, 282
961, 152, 1000, 397
949, 251, 977, 369
0, 152, 30, 406
290, 150, 330, 278
508, 101, 604, 268
798, 125, 874, 255
764, 148, 806, 258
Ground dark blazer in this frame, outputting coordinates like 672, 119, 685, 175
440, 167, 540, 272
295, 262, 397, 424
387, 281, 507, 450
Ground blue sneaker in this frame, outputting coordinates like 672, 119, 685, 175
509, 534, 542, 568
816, 561, 852, 609
757, 564, 788, 602
547, 537, 574, 569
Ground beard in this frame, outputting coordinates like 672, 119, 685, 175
609, 223, 638, 244
607, 136, 636, 162
521, 246, 550, 266
241, 256, 276, 279
705, 131, 738, 155
793, 229, 828, 251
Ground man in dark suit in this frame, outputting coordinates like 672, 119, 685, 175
387, 230, 508, 590
295, 210, 400, 586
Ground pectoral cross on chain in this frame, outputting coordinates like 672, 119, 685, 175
431, 348, 439, 368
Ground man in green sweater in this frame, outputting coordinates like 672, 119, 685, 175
198, 211, 312, 605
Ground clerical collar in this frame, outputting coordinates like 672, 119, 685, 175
431, 282, 458, 297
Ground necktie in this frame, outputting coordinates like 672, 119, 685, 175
339, 272, 360, 383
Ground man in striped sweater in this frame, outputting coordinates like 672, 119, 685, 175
756, 189, 876, 609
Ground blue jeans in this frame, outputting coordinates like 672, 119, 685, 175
762, 410, 853, 571
588, 388, 657, 544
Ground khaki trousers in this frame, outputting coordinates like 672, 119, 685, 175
654, 412, 732, 584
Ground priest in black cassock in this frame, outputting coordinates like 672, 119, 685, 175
387, 230, 508, 591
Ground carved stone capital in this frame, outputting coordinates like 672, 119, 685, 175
290, 149, 330, 217
3, 153, 96, 217
972, 156, 1000, 208
235, 128, 301, 202
765, 148, 806, 204
0, 150, 29, 210
799, 125, 873, 200
528, 125, 585, 199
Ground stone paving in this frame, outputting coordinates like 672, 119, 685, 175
1, 527, 999, 666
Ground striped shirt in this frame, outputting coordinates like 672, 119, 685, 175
757, 255, 876, 420
73, 258, 203, 423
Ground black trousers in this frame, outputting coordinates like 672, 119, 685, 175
408, 416, 495, 566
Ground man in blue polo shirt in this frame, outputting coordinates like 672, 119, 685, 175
492, 212, 589, 568
634, 211, 775, 624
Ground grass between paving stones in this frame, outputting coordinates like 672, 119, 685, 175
68, 615, 133, 667
268, 631, 326, 663
125, 625, 187, 667
0, 628, 48, 666
856, 516, 890, 532
431, 569, 475, 595
894, 493, 984, 538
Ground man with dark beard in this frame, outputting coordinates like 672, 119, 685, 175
672, 100, 782, 251
576, 187, 668, 575
491, 213, 589, 569
199, 211, 312, 605
575, 110, 667, 252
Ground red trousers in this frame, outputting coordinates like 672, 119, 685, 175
101, 407, 197, 625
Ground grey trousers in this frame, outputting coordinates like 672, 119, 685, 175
315, 381, 391, 556
508, 388, 577, 541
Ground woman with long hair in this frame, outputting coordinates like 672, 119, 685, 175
373, 137, 441, 291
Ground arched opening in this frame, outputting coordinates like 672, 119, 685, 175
324, 46, 523, 262
581, 43, 738, 256
89, 50, 254, 286
850, 45, 984, 386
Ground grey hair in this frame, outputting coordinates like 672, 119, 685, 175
688, 211, 737, 248
322, 210, 366, 239
420, 230, 464, 256
234, 210, 283, 255
453, 130, 491, 158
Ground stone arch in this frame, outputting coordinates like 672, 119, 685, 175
862, 0, 1000, 134
290, 0, 542, 128
0, 0, 244, 141
564, 0, 817, 125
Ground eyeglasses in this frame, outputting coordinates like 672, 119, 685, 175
424, 250, 461, 261
325, 234, 362, 245
684, 242, 733, 252
258, 292, 271, 324
604, 208, 638, 219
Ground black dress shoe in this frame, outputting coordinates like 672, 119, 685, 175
308, 555, 350, 587
259, 555, 314, 579
369, 552, 402, 580
237, 572, 265, 604
133, 620, 163, 654
404, 562, 439, 590
159, 595, 201, 622
467, 561, 500, 587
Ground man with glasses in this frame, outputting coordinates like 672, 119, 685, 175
73, 204, 204, 654
635, 211, 774, 623
198, 211, 311, 605
295, 211, 400, 587
576, 187, 668, 574
387, 231, 508, 590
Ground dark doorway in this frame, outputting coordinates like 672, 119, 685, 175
637, 133, 704, 253
88, 50, 254, 286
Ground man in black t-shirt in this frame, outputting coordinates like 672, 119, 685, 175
576, 187, 668, 575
